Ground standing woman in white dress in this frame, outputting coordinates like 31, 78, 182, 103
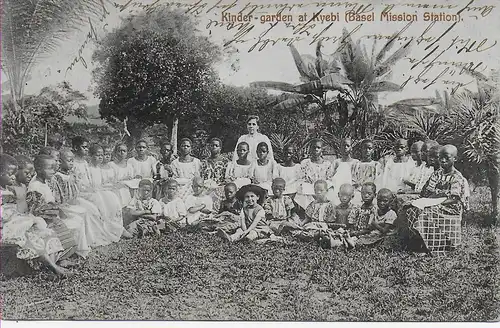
233, 115, 274, 163
127, 139, 157, 179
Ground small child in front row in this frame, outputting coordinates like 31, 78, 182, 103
159, 179, 187, 230
264, 178, 300, 234
217, 184, 273, 242
126, 179, 164, 237
184, 177, 214, 225
331, 184, 357, 229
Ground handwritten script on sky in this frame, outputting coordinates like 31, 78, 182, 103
20, 0, 500, 103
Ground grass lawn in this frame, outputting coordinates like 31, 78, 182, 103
1, 187, 499, 321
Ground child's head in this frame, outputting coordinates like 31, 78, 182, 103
237, 185, 266, 207
209, 138, 222, 157
59, 148, 75, 172
393, 139, 408, 158
340, 138, 353, 156
89, 144, 104, 166
138, 179, 153, 200
361, 140, 374, 161
410, 141, 424, 163
135, 139, 148, 158
377, 188, 394, 211
39, 146, 60, 171
256, 142, 269, 161
103, 145, 113, 164
34, 155, 56, 182
361, 182, 376, 205
236, 142, 249, 160
162, 179, 178, 199
309, 139, 323, 158
0, 154, 18, 187
224, 182, 237, 200
179, 138, 192, 156
160, 141, 173, 161
72, 136, 89, 158
439, 145, 457, 170
246, 115, 260, 135
15, 155, 34, 185
283, 145, 295, 163
191, 176, 205, 196
338, 183, 355, 205
314, 179, 329, 201
114, 143, 128, 161
429, 145, 443, 168
271, 178, 286, 198
421, 140, 439, 164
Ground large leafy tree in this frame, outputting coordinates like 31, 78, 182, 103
251, 29, 412, 139
1, 0, 102, 111
2, 82, 88, 156
92, 6, 221, 149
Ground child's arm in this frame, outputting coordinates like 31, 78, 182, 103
241, 208, 264, 236
188, 204, 206, 214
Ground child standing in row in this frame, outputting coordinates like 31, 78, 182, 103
171, 138, 202, 199
128, 139, 157, 179
379, 139, 414, 193
251, 142, 277, 193
225, 142, 253, 188
351, 140, 382, 205
275, 145, 302, 195
331, 138, 358, 205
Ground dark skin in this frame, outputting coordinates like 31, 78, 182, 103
422, 146, 460, 206
372, 192, 394, 234
310, 141, 325, 164
282, 146, 296, 167
340, 139, 353, 161
178, 141, 195, 163
130, 185, 158, 221
360, 142, 374, 163
256, 145, 270, 166
349, 185, 376, 236
236, 144, 251, 166
208, 140, 224, 162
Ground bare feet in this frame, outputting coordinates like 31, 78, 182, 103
58, 259, 78, 268
121, 229, 133, 239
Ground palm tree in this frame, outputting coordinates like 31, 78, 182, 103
250, 28, 413, 139
1, 0, 103, 112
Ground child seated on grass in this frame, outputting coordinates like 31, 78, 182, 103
126, 179, 164, 237
184, 177, 214, 225
264, 178, 300, 234
208, 182, 244, 233
290, 180, 335, 241
331, 184, 357, 229
217, 184, 272, 242
345, 182, 379, 247
159, 179, 187, 230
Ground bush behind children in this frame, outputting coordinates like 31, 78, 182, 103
0, 128, 470, 277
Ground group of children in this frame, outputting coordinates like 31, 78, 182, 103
0, 134, 469, 276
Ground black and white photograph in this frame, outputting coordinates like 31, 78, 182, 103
0, 0, 499, 323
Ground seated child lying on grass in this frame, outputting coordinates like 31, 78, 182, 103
217, 184, 273, 242
263, 178, 301, 234
126, 179, 165, 237
184, 177, 214, 225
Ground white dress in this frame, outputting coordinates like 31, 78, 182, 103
225, 162, 252, 189
275, 164, 302, 194
233, 133, 274, 163
295, 158, 334, 210
184, 194, 213, 225
251, 160, 277, 193
160, 197, 188, 222
379, 156, 415, 193
171, 158, 202, 199
110, 161, 135, 181
330, 159, 358, 205
128, 156, 157, 179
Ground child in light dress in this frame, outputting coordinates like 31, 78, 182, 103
331, 138, 358, 205
159, 179, 187, 230
351, 140, 382, 205
295, 139, 334, 210
126, 179, 164, 237
128, 139, 157, 179
71, 136, 92, 188
171, 138, 202, 199
379, 139, 415, 193
225, 142, 253, 189
403, 141, 425, 192
184, 177, 214, 225
251, 142, 277, 194
275, 145, 302, 196
264, 178, 300, 234
12, 155, 35, 213
217, 184, 272, 242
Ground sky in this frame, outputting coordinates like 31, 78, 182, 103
3, 0, 500, 107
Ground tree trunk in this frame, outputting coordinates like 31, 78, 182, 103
171, 117, 178, 155
487, 155, 500, 226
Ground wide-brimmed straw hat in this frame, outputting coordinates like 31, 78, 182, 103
235, 184, 267, 205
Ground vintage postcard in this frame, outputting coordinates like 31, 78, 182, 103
1, 0, 499, 323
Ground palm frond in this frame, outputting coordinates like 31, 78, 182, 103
273, 96, 310, 111
250, 81, 297, 93
289, 45, 319, 82
367, 81, 402, 93
373, 40, 412, 78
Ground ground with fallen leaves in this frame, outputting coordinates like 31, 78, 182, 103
1, 187, 499, 321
